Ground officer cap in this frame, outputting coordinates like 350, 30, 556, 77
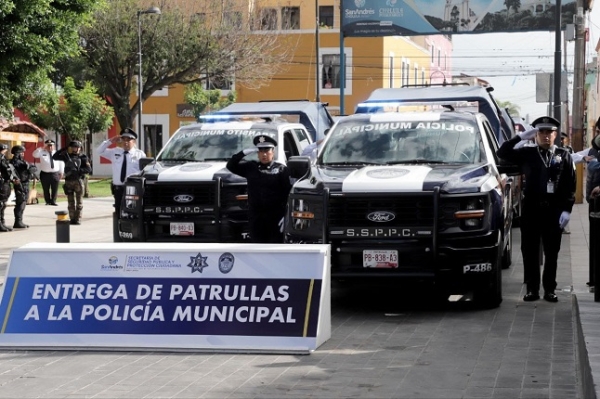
10, 145, 25, 155
0, 144, 7, 151
120, 127, 138, 140
69, 140, 83, 148
253, 135, 277, 148
531, 116, 560, 131
44, 139, 55, 145
560, 132, 568, 138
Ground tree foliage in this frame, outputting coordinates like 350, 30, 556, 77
0, 0, 101, 116
22, 78, 114, 142
184, 84, 237, 117
498, 100, 521, 117
78, 0, 295, 130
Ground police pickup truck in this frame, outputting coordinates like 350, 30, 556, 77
117, 115, 312, 242
284, 110, 513, 308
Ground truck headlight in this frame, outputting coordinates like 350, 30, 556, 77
455, 197, 485, 229
124, 184, 140, 212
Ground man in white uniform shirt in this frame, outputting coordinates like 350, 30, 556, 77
97, 128, 146, 215
32, 139, 63, 206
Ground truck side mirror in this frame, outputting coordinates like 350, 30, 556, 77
139, 157, 155, 170
287, 156, 311, 179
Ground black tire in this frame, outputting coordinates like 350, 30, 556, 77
473, 248, 503, 309
501, 229, 512, 269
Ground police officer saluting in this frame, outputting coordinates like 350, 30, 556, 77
33, 139, 63, 206
96, 128, 146, 216
497, 116, 576, 302
227, 135, 292, 243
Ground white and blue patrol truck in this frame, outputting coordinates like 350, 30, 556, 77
117, 115, 312, 243
284, 110, 514, 308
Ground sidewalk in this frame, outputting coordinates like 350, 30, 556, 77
569, 201, 600, 399
0, 198, 597, 398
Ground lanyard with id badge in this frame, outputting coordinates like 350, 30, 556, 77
539, 148, 561, 194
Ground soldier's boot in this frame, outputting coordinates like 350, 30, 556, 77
13, 219, 28, 229
0, 204, 12, 232
70, 209, 81, 225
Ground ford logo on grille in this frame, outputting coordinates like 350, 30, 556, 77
174, 194, 194, 203
367, 211, 395, 222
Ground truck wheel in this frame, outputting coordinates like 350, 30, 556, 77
501, 230, 512, 269
474, 249, 502, 309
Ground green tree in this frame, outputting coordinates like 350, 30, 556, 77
22, 78, 115, 147
497, 100, 521, 117
76, 0, 294, 131
184, 84, 237, 117
0, 0, 101, 116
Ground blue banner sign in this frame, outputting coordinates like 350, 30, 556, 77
0, 243, 331, 353
341, 0, 574, 36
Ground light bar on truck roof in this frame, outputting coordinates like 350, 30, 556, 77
198, 114, 283, 122
356, 100, 478, 113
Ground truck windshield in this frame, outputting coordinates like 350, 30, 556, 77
320, 119, 481, 165
157, 126, 279, 162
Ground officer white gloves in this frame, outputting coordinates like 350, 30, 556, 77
559, 211, 571, 229
518, 128, 538, 141
278, 217, 284, 233
242, 148, 258, 156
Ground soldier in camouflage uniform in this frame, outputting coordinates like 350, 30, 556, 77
52, 141, 92, 225
9, 145, 37, 229
0, 144, 19, 232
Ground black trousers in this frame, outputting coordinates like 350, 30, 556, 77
248, 206, 284, 243
111, 184, 124, 216
520, 199, 563, 293
40, 171, 60, 204
13, 181, 28, 221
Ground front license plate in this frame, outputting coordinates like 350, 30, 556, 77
363, 250, 398, 268
170, 222, 194, 236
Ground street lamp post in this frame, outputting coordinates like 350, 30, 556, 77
137, 6, 161, 153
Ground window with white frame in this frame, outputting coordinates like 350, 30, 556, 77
402, 59, 409, 86
320, 47, 352, 94
282, 7, 300, 29
259, 8, 278, 30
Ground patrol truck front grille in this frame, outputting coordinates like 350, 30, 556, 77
143, 182, 217, 207
328, 195, 459, 228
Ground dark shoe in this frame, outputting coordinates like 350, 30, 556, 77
543, 292, 558, 302
50, 202, 58, 206
13, 221, 29, 229
523, 292, 540, 301
0, 223, 12, 232
70, 220, 81, 225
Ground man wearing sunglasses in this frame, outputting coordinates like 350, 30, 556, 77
227, 135, 292, 243
97, 128, 146, 216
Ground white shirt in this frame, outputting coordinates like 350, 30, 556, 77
32, 147, 64, 174
97, 140, 146, 185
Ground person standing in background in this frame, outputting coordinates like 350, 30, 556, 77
96, 128, 146, 216
9, 145, 37, 229
497, 116, 576, 303
0, 144, 18, 232
33, 139, 63, 206
53, 141, 92, 225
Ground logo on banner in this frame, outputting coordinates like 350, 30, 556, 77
188, 253, 209, 273
218, 252, 235, 274
101, 256, 123, 270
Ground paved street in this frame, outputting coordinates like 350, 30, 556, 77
0, 198, 596, 398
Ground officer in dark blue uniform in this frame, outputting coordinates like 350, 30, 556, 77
497, 116, 576, 302
227, 135, 292, 243
0, 144, 18, 232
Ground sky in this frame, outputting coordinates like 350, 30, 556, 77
451, 5, 600, 123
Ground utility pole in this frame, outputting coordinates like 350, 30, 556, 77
572, 1, 586, 203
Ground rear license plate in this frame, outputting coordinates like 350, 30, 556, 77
170, 222, 194, 236
363, 250, 398, 268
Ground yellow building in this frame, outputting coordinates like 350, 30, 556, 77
95, 1, 452, 175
